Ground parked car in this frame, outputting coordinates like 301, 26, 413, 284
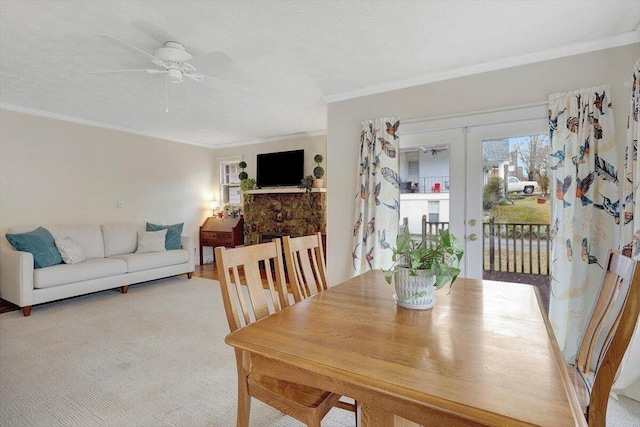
507, 176, 538, 194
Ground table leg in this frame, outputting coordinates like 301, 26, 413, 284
359, 403, 423, 427
360, 403, 394, 427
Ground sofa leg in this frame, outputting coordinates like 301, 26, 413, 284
121, 285, 129, 294
22, 306, 32, 316
187, 272, 193, 279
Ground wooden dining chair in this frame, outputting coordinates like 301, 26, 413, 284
567, 250, 640, 426
282, 233, 358, 418
215, 240, 351, 427
282, 232, 328, 303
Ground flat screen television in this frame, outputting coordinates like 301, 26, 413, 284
256, 149, 304, 188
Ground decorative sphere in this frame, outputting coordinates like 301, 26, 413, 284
239, 161, 247, 169
314, 154, 323, 164
313, 166, 325, 178
239, 171, 248, 180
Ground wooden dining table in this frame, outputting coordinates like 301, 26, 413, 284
225, 269, 586, 426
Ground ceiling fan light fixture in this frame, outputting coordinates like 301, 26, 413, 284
154, 42, 192, 62
167, 68, 183, 83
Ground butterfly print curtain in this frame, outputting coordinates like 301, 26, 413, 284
620, 60, 640, 262
352, 118, 400, 274
613, 58, 640, 401
548, 85, 618, 363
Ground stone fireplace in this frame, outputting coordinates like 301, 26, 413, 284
242, 188, 326, 246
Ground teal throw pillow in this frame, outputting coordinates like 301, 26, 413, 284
6, 227, 63, 268
146, 222, 184, 250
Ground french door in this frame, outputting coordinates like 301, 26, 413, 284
401, 104, 547, 279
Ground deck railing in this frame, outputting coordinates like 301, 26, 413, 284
403, 216, 550, 276
401, 176, 450, 193
484, 217, 550, 275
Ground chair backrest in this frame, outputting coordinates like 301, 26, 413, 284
215, 239, 289, 332
282, 233, 328, 303
574, 250, 640, 425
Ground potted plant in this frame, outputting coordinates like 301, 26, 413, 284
382, 225, 464, 310
312, 154, 325, 188
238, 161, 248, 180
298, 175, 314, 192
240, 177, 255, 192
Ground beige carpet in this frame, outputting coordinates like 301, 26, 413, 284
0, 276, 638, 427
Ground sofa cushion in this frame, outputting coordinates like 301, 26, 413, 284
135, 229, 167, 254
101, 223, 142, 257
146, 222, 184, 250
111, 249, 189, 273
6, 227, 62, 268
55, 237, 86, 264
34, 258, 128, 289
46, 225, 105, 259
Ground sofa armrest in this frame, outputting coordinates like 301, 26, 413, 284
0, 248, 34, 307
181, 236, 195, 270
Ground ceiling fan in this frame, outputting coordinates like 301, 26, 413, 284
94, 34, 243, 111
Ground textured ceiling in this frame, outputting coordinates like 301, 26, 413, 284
1, 1, 639, 148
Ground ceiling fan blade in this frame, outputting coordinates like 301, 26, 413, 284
97, 34, 160, 61
191, 72, 247, 90
92, 69, 165, 74
130, 20, 175, 46
185, 73, 203, 83
185, 51, 233, 74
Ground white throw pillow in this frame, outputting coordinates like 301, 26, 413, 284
135, 229, 167, 254
54, 237, 86, 264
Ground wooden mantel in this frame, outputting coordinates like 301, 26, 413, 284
246, 188, 327, 194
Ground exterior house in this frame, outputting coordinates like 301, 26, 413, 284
399, 147, 451, 235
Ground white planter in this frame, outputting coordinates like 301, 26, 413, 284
393, 267, 436, 310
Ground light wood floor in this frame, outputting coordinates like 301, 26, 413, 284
194, 263, 219, 280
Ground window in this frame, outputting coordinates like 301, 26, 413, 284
428, 201, 440, 223
220, 157, 242, 206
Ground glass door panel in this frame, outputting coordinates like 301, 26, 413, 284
400, 128, 467, 278
467, 120, 550, 286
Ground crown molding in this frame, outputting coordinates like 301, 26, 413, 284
0, 103, 217, 149
211, 129, 327, 149
323, 30, 640, 104
0, 103, 327, 149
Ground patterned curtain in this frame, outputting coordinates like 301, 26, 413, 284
614, 59, 640, 401
352, 118, 400, 275
548, 86, 618, 362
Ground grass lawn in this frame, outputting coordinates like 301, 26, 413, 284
485, 195, 551, 224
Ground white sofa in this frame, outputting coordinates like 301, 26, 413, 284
0, 223, 195, 316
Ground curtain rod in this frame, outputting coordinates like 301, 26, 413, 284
401, 101, 548, 136
402, 100, 547, 125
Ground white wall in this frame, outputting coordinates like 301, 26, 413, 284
419, 150, 449, 179
0, 110, 216, 259
326, 43, 640, 285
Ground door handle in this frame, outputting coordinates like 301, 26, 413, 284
468, 219, 477, 226
469, 234, 478, 241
